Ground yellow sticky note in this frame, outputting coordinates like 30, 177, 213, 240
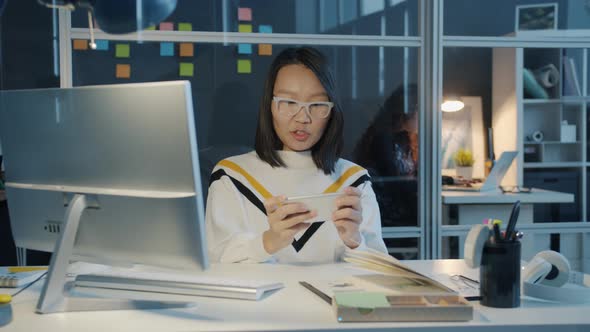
115, 44, 130, 58
73, 39, 88, 50
238, 24, 252, 33
179, 43, 194, 57
259, 44, 272, 56
145, 25, 156, 30
179, 63, 194, 77
237, 59, 251, 74
178, 23, 192, 31
116, 64, 131, 78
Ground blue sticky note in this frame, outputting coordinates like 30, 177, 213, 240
238, 44, 252, 55
259, 25, 273, 33
94, 40, 109, 51
160, 42, 174, 56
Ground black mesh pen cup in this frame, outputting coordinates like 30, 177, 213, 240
480, 239, 521, 308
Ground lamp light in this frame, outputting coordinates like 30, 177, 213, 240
441, 99, 465, 112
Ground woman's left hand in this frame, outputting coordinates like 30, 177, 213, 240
332, 186, 363, 249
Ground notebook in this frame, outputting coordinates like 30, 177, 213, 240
0, 266, 47, 288
74, 269, 284, 301
442, 151, 518, 192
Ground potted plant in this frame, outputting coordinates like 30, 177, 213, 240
454, 148, 475, 180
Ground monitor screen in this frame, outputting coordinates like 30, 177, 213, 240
0, 81, 208, 271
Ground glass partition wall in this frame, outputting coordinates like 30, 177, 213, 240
60, 0, 427, 260
441, 0, 590, 272
54, 0, 590, 270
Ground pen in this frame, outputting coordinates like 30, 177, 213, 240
505, 200, 521, 242
299, 281, 332, 305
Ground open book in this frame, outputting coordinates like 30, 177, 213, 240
306, 249, 473, 322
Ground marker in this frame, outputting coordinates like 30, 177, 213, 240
492, 223, 502, 243
505, 200, 521, 242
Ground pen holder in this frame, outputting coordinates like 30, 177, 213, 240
480, 239, 521, 308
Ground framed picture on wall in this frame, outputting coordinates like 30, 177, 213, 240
515, 3, 558, 32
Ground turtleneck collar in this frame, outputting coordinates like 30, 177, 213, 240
276, 150, 316, 169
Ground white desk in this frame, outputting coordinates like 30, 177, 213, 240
3, 260, 590, 332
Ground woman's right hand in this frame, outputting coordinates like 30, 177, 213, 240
262, 196, 316, 254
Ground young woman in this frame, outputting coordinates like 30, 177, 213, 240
206, 47, 387, 263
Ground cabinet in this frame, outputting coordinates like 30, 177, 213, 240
492, 47, 589, 270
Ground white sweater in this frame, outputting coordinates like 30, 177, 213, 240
205, 150, 388, 263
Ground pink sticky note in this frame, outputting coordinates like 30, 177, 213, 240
238, 7, 252, 21
159, 22, 174, 31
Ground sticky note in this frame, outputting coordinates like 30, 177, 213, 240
179, 62, 194, 77
95, 40, 109, 51
179, 43, 194, 57
178, 23, 192, 31
73, 39, 88, 50
145, 25, 156, 30
160, 42, 174, 56
115, 44, 130, 58
238, 44, 252, 55
259, 25, 273, 33
116, 64, 131, 79
159, 22, 174, 31
238, 7, 252, 21
259, 44, 272, 56
237, 59, 251, 74
238, 24, 252, 33
334, 292, 389, 309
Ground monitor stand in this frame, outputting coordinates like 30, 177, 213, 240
36, 193, 192, 314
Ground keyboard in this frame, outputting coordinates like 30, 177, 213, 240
74, 270, 283, 301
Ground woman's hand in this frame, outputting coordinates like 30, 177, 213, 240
332, 187, 363, 249
262, 196, 316, 254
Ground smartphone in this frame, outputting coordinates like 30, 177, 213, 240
285, 192, 341, 223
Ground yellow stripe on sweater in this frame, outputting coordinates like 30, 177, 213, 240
323, 165, 364, 193
218, 159, 273, 199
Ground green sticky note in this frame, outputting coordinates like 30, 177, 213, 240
334, 292, 389, 309
145, 25, 156, 30
237, 59, 251, 74
115, 44, 130, 58
178, 23, 192, 31
238, 24, 252, 33
179, 63, 194, 77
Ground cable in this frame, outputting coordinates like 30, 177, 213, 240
10, 272, 47, 298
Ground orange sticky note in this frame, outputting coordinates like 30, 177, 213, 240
116, 64, 131, 79
259, 44, 272, 56
179, 43, 194, 57
73, 39, 88, 50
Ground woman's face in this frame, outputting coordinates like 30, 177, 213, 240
271, 64, 331, 152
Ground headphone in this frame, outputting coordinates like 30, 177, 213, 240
522, 250, 590, 303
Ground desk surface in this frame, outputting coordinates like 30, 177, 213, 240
3, 260, 590, 332
442, 188, 574, 205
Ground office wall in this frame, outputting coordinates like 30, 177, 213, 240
0, 0, 57, 265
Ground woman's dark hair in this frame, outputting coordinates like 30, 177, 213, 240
255, 47, 343, 174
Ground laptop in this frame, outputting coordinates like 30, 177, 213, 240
442, 151, 518, 192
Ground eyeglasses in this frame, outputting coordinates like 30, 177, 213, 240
500, 186, 532, 194
272, 96, 333, 119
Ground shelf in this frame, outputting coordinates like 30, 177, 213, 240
524, 141, 581, 145
524, 162, 585, 168
523, 98, 587, 104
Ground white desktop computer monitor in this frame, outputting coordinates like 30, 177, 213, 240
0, 81, 208, 312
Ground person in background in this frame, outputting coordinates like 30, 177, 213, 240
206, 47, 387, 263
354, 84, 419, 231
